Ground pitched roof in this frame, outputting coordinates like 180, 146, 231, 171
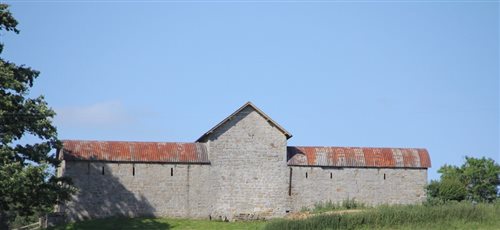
196, 102, 292, 142
287, 146, 431, 168
60, 140, 210, 164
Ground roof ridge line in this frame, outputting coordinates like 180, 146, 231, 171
196, 102, 292, 142
62, 140, 200, 144
288, 146, 428, 150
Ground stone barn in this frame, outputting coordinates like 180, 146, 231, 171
57, 102, 431, 221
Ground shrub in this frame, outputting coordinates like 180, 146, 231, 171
438, 178, 467, 201
308, 198, 365, 214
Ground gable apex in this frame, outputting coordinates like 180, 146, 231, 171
196, 102, 292, 142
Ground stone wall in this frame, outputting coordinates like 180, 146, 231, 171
289, 166, 427, 210
59, 105, 429, 221
61, 160, 427, 221
61, 162, 211, 221
204, 106, 290, 220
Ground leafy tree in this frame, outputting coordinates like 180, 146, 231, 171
0, 4, 74, 229
437, 164, 462, 180
437, 178, 466, 202
426, 180, 441, 201
461, 157, 500, 202
427, 156, 500, 203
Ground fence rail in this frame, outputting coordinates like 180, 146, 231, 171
12, 212, 65, 229
13, 222, 40, 230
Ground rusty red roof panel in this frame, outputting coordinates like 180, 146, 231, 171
61, 140, 209, 164
287, 146, 431, 168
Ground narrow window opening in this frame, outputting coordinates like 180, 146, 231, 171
132, 165, 135, 176
101, 166, 105, 175
171, 168, 173, 176
305, 172, 308, 178
330, 172, 332, 179
383, 173, 386, 180
288, 168, 292, 196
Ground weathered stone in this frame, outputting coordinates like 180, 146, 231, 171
58, 103, 429, 222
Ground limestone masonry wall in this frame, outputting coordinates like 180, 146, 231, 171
204, 106, 290, 220
60, 104, 429, 222
289, 167, 427, 211
62, 162, 211, 221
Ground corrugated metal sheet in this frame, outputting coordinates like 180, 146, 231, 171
61, 140, 210, 164
287, 146, 431, 168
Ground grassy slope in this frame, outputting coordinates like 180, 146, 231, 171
50, 202, 500, 230
49, 217, 266, 230
265, 202, 500, 230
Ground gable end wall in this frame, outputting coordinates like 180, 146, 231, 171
205, 106, 290, 220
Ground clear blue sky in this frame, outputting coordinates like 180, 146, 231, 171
3, 1, 498, 181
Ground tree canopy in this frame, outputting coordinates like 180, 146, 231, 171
428, 156, 500, 203
0, 4, 74, 229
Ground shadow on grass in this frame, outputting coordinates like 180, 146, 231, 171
50, 217, 171, 230
49, 217, 270, 230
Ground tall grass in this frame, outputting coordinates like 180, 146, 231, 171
304, 198, 365, 214
265, 201, 500, 230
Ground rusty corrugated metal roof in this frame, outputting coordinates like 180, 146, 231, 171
61, 140, 210, 164
287, 146, 431, 168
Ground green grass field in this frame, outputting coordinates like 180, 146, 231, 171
49, 217, 266, 230
50, 202, 500, 230
265, 202, 500, 230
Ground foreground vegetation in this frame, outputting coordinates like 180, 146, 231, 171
265, 201, 500, 230
49, 217, 266, 230
302, 198, 365, 214
48, 201, 500, 230
0, 4, 75, 229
